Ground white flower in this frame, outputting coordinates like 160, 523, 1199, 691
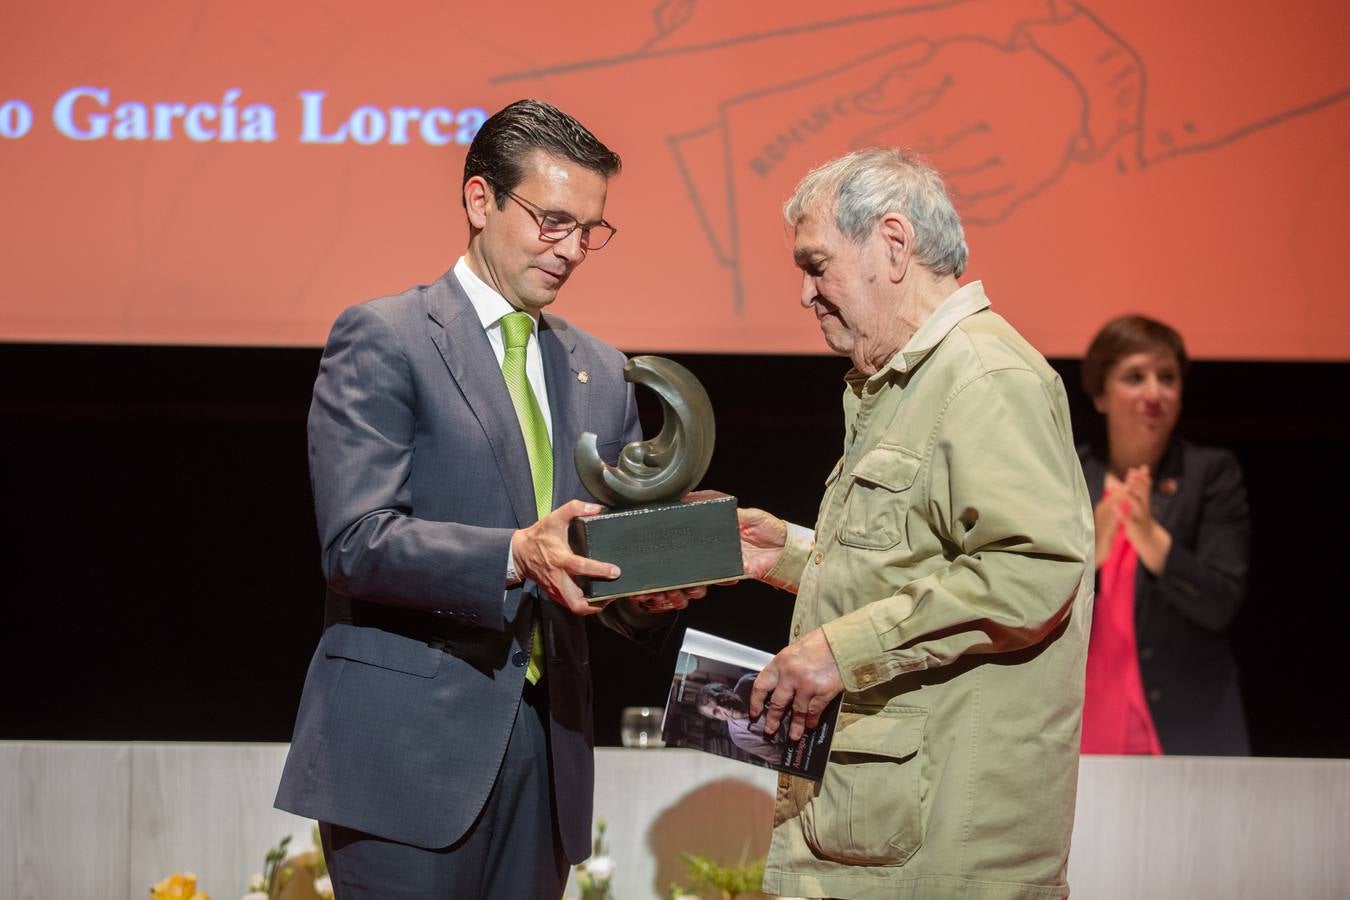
247, 873, 265, 892
313, 874, 334, 899
583, 855, 614, 881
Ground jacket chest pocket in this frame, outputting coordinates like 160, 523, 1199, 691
837, 445, 922, 551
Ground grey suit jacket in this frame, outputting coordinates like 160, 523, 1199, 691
276, 269, 665, 859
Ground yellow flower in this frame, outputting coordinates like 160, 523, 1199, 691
149, 871, 209, 900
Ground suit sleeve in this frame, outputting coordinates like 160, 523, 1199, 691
822, 370, 1091, 689
309, 303, 516, 629
1149, 450, 1249, 632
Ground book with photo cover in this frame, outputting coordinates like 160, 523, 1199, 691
660, 628, 842, 781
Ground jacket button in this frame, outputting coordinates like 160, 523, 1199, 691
511, 649, 529, 668
1148, 687, 1162, 703
814, 552, 824, 565
793, 624, 801, 637
1139, 645, 1154, 660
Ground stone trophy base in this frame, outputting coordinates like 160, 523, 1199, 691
568, 490, 743, 603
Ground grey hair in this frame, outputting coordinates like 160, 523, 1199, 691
783, 148, 968, 277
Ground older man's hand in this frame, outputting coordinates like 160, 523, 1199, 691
737, 507, 789, 581
751, 627, 844, 742
627, 585, 708, 615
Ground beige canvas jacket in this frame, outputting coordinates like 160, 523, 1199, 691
761, 282, 1094, 900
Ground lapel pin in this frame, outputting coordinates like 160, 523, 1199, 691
577, 371, 589, 383
1159, 478, 1178, 496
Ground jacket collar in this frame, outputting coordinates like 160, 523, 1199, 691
1150, 438, 1186, 528
865, 281, 992, 384
424, 267, 589, 522
424, 268, 540, 529
539, 312, 584, 503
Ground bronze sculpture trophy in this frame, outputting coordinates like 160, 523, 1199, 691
570, 356, 743, 603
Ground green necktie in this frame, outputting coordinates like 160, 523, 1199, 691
500, 311, 551, 684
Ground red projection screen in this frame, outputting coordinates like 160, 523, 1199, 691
2, 1, 1348, 358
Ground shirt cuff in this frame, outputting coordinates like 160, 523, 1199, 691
763, 522, 813, 593
821, 606, 892, 693
505, 545, 521, 587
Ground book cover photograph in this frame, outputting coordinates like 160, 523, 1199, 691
660, 628, 841, 781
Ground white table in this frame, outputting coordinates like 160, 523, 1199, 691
2, 743, 1346, 899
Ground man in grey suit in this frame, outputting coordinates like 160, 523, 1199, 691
276, 99, 698, 898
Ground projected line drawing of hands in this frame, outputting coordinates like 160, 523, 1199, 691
493, 0, 1348, 316
840, 11, 1142, 224
645, 1, 1154, 309
844, 42, 1088, 225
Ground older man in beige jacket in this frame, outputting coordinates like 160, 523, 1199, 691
739, 148, 1094, 900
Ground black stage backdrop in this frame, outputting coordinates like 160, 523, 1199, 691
2, 344, 1347, 757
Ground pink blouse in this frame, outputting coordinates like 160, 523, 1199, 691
1081, 519, 1163, 755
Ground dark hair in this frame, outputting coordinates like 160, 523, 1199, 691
696, 682, 746, 716
1082, 314, 1190, 398
462, 99, 621, 209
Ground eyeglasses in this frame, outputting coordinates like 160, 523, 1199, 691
503, 190, 617, 250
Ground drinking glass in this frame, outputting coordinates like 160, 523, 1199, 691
620, 706, 664, 748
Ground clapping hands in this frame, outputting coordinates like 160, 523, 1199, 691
1096, 466, 1172, 574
